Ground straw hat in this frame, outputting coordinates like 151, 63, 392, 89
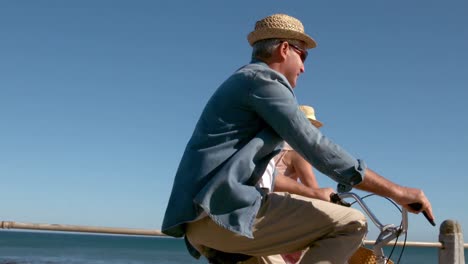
247, 14, 317, 49
299, 105, 323, 128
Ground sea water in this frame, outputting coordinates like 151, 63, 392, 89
0, 230, 466, 263
0, 230, 205, 264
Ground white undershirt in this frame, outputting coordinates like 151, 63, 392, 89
256, 159, 276, 192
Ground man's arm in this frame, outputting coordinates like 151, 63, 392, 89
246, 66, 434, 220
355, 168, 435, 221
248, 74, 366, 188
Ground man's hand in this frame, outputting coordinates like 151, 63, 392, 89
355, 168, 435, 225
393, 187, 435, 225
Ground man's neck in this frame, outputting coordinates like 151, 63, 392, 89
253, 56, 284, 73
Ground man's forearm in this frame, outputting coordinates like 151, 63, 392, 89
355, 168, 404, 201
354, 168, 435, 221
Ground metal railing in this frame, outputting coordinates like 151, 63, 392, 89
0, 220, 164, 236
1, 219, 467, 263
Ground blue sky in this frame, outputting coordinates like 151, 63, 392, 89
1, 0, 467, 244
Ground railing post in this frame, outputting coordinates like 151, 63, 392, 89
439, 219, 465, 264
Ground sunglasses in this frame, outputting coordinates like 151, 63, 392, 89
287, 42, 308, 62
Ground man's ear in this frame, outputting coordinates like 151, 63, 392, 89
275, 42, 289, 61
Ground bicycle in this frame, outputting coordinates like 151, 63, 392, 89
331, 192, 435, 264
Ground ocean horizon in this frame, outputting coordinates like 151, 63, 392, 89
0, 230, 466, 263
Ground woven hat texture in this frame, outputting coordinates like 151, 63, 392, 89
247, 14, 316, 49
348, 246, 394, 264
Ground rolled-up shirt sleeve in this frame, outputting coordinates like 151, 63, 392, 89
247, 68, 366, 187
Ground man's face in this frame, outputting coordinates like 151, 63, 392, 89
282, 42, 306, 88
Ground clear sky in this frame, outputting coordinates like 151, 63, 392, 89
1, 0, 467, 243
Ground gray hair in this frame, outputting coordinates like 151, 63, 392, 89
252, 38, 304, 60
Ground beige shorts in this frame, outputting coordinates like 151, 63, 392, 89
186, 192, 367, 264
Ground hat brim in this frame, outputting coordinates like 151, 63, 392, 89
310, 119, 323, 128
248, 28, 317, 49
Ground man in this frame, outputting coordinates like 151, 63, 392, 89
162, 14, 434, 264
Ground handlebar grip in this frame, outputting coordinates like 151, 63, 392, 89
330, 193, 351, 207
408, 203, 436, 226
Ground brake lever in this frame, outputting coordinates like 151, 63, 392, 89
408, 203, 435, 226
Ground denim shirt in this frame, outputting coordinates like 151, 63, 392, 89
161, 60, 366, 244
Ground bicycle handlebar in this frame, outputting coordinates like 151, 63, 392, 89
408, 203, 436, 226
333, 193, 435, 264
332, 193, 435, 226
334, 193, 405, 231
